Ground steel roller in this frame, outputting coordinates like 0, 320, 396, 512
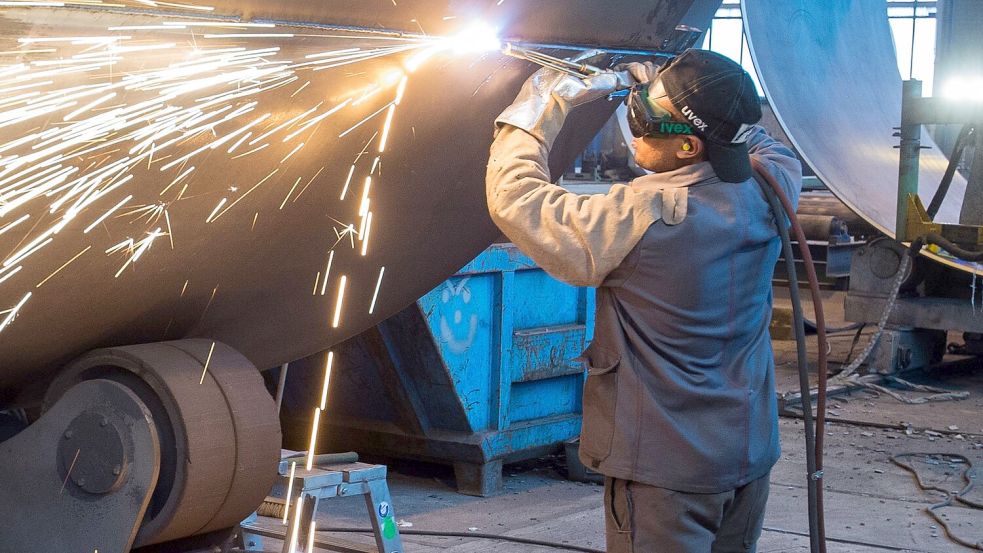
43, 339, 281, 546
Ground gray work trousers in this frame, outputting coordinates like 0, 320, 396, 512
604, 473, 770, 553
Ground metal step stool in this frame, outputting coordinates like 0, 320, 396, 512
241, 458, 404, 553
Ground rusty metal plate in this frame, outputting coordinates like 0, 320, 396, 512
0, 1, 714, 392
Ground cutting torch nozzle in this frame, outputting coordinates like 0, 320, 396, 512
502, 43, 603, 78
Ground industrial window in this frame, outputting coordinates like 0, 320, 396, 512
702, 0, 938, 96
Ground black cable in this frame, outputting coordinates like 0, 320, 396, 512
317, 527, 605, 553
759, 177, 822, 553
913, 232, 983, 262
754, 158, 832, 553
840, 324, 867, 369
762, 526, 934, 552
927, 124, 973, 219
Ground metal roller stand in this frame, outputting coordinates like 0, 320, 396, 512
38, 339, 281, 550
0, 379, 160, 552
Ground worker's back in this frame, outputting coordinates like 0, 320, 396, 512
578, 145, 801, 493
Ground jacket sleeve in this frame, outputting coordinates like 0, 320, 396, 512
746, 125, 803, 210
486, 125, 672, 287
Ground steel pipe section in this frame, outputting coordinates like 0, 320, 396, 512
0, 2, 713, 392
742, 0, 979, 274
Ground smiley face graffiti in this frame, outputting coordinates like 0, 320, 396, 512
438, 277, 479, 354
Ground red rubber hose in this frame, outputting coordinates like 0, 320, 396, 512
752, 158, 828, 553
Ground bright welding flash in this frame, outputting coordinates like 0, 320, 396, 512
444, 22, 502, 54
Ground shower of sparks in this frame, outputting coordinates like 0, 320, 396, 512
358, 176, 372, 216
59, 447, 80, 494
378, 104, 396, 153
305, 407, 321, 470
369, 266, 384, 314
0, 214, 29, 236
279, 176, 302, 209
283, 460, 297, 524
358, 205, 370, 239
280, 142, 304, 164
319, 250, 334, 295
0, 292, 31, 333
340, 165, 356, 200
205, 198, 227, 223
287, 496, 303, 553
331, 275, 347, 328
197, 284, 219, 324
319, 350, 333, 410
198, 340, 215, 384
306, 522, 317, 553
0, 7, 505, 361
0, 266, 22, 285
360, 211, 373, 256
292, 165, 325, 203
84, 195, 133, 234
333, 223, 358, 250
109, 227, 165, 277
36, 245, 90, 287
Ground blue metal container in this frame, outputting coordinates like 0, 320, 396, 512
284, 243, 595, 496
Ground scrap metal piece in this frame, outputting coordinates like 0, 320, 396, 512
0, 379, 160, 553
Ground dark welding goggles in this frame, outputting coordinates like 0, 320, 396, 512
626, 84, 695, 139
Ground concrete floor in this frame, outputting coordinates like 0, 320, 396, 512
258, 293, 983, 553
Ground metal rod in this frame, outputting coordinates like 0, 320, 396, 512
274, 362, 289, 414
897, 80, 924, 240
502, 43, 602, 76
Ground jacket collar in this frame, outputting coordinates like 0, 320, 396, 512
629, 161, 718, 190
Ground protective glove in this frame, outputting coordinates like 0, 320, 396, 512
614, 60, 662, 85
496, 52, 633, 148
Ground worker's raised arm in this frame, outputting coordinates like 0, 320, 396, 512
484, 64, 675, 287
487, 125, 674, 287
746, 125, 803, 210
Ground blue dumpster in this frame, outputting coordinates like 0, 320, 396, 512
281, 243, 595, 495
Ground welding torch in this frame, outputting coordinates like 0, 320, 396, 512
502, 43, 604, 78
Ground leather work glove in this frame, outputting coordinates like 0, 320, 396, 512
615, 60, 662, 85
496, 51, 633, 148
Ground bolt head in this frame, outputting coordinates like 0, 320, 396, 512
112, 465, 121, 476
64, 430, 73, 439
99, 417, 109, 427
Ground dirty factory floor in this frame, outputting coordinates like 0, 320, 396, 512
255, 292, 983, 552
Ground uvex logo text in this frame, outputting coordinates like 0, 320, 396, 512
659, 121, 692, 135
681, 106, 709, 131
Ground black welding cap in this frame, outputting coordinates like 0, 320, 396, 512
653, 49, 762, 182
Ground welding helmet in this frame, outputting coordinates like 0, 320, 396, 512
628, 49, 762, 182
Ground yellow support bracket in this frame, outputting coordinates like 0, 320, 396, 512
904, 193, 983, 247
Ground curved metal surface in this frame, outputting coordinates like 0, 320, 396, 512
0, 1, 709, 390
742, 0, 978, 274
44, 339, 280, 546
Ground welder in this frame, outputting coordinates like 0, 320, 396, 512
486, 49, 802, 552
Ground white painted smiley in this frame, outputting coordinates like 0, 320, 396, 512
438, 277, 478, 355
